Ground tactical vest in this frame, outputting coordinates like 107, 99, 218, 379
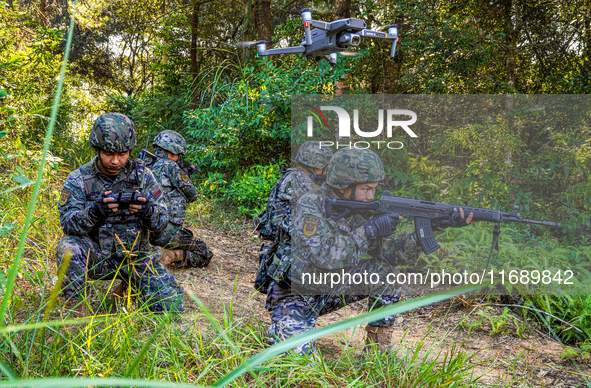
81, 159, 149, 257
151, 159, 187, 225
253, 168, 296, 241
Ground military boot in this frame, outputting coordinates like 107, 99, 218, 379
161, 249, 184, 266
112, 280, 128, 298
363, 324, 393, 352
63, 300, 87, 319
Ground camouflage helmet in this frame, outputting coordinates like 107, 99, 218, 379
326, 148, 385, 189
295, 141, 333, 169
89, 113, 137, 152
153, 130, 187, 155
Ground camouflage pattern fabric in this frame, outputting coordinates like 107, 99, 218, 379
292, 185, 420, 275
153, 130, 187, 155
88, 113, 136, 152
295, 141, 334, 169
254, 168, 320, 293
56, 235, 183, 312
264, 184, 421, 354
150, 222, 213, 268
149, 150, 212, 267
56, 156, 183, 312
150, 155, 197, 224
326, 148, 385, 190
266, 263, 401, 355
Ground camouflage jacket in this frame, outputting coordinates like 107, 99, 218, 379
58, 157, 168, 258
255, 168, 320, 241
150, 156, 198, 225
292, 185, 420, 272
272, 168, 320, 240
254, 168, 323, 291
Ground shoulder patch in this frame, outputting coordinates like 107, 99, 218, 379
151, 185, 162, 199
59, 188, 72, 206
179, 170, 189, 182
303, 216, 320, 237
312, 183, 319, 189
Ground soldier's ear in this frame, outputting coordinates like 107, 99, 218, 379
92, 147, 100, 154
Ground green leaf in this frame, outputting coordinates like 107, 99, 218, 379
11, 174, 30, 184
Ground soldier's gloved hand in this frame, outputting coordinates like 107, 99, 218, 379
129, 191, 154, 218
431, 207, 475, 231
89, 191, 117, 219
363, 213, 400, 239
186, 164, 196, 176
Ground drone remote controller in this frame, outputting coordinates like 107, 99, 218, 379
107, 192, 144, 210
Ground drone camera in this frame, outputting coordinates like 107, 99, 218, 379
339, 33, 361, 47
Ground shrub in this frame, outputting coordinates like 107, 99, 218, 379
203, 163, 282, 217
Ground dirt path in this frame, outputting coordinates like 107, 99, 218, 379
175, 227, 590, 387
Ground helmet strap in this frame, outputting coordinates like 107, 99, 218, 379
349, 184, 357, 200
299, 163, 314, 175
331, 188, 345, 199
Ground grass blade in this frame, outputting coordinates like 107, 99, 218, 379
214, 283, 485, 387
0, 2, 77, 325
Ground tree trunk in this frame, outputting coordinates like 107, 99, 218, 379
584, 0, 590, 76
504, 0, 519, 185
381, 18, 404, 94
504, 0, 518, 93
161, 0, 168, 65
190, 0, 200, 108
40, 0, 48, 26
334, 0, 351, 94
253, 0, 272, 41
334, 0, 351, 19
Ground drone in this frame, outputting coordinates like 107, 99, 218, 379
252, 9, 399, 65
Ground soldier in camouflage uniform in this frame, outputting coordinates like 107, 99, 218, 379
148, 130, 213, 269
56, 113, 184, 317
253, 141, 333, 346
268, 148, 475, 354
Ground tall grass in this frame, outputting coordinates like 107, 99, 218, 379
0, 283, 487, 387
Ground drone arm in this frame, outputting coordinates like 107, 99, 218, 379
258, 46, 306, 56
359, 29, 393, 40
359, 27, 399, 58
310, 20, 331, 30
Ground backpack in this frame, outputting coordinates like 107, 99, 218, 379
253, 169, 295, 241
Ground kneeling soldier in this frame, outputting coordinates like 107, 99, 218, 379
56, 113, 184, 317
273, 148, 476, 354
149, 130, 213, 269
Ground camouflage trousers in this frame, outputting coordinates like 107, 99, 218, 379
266, 260, 401, 355
150, 222, 213, 269
56, 235, 184, 313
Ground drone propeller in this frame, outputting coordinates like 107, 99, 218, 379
235, 40, 274, 48
286, 7, 330, 15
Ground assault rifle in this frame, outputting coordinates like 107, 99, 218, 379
178, 157, 200, 177
138, 135, 158, 168
326, 191, 561, 255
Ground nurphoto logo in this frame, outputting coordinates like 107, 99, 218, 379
305, 105, 417, 150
